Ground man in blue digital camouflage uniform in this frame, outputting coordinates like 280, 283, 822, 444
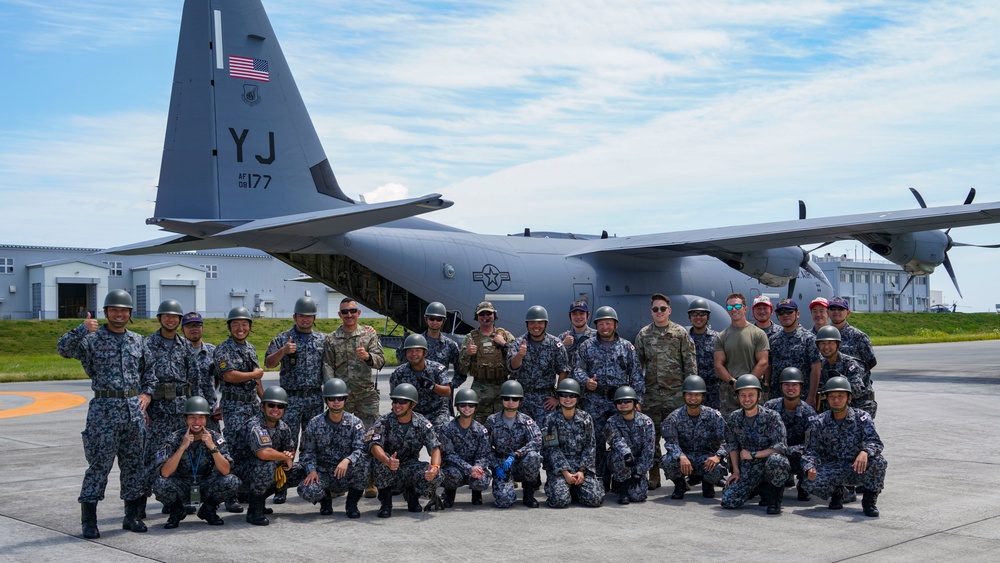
508, 305, 571, 426
763, 367, 816, 502
661, 376, 728, 501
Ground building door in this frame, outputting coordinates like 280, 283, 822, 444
58, 283, 91, 318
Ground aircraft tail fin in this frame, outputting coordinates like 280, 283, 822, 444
154, 0, 353, 222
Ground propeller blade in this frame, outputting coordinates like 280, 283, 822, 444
950, 241, 1000, 248
909, 187, 928, 208
787, 277, 797, 299
898, 274, 916, 295
963, 187, 976, 206
798, 200, 806, 221
942, 256, 963, 299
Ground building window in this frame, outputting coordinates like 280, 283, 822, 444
916, 277, 926, 285
0, 257, 12, 274
872, 273, 883, 284
857, 272, 869, 283
840, 271, 854, 283
856, 294, 868, 306
135, 286, 147, 318
202, 264, 218, 279
872, 295, 879, 306
103, 261, 123, 277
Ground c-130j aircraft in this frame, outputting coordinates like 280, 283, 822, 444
111, 0, 1000, 341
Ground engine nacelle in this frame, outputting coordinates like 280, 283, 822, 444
722, 246, 805, 287
865, 230, 948, 275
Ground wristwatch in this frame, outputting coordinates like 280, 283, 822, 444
208, 448, 219, 454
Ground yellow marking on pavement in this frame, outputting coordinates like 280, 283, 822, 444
0, 392, 88, 418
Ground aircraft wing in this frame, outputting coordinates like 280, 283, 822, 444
569, 201, 1000, 258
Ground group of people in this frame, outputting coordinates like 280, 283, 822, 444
59, 289, 887, 539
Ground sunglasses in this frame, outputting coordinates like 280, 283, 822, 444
776, 309, 796, 316
477, 311, 494, 317
457, 403, 478, 408
726, 304, 745, 311
651, 306, 669, 313
325, 396, 346, 402
339, 308, 359, 315
391, 398, 412, 405
614, 399, 634, 405
426, 316, 445, 322
828, 306, 847, 311
265, 402, 286, 410
688, 311, 708, 317
556, 392, 578, 399
501, 396, 522, 402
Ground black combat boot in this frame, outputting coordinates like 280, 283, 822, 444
766, 484, 783, 514
616, 481, 630, 505
345, 489, 363, 519
273, 490, 287, 504
81, 502, 100, 539
471, 490, 483, 505
197, 502, 225, 525
424, 487, 444, 512
648, 463, 661, 490
164, 501, 186, 529
319, 493, 333, 515
246, 495, 269, 526
756, 483, 770, 506
377, 488, 393, 518
122, 499, 148, 533
670, 479, 686, 500
702, 480, 716, 499
137, 496, 147, 519
844, 485, 857, 503
405, 487, 422, 512
829, 486, 845, 510
225, 496, 244, 513
796, 478, 811, 502
522, 481, 539, 508
862, 490, 880, 518
442, 488, 457, 508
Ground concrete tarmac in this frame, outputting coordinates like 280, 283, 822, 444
1, 341, 998, 562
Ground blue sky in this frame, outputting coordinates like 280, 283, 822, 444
2, 1, 1000, 311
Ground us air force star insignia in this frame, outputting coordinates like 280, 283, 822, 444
472, 264, 511, 291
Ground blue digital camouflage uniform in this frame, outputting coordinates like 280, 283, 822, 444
144, 331, 204, 492
214, 336, 262, 471
237, 413, 306, 495
507, 333, 570, 425
58, 324, 156, 503
721, 407, 790, 509
542, 409, 604, 508
819, 353, 876, 417
768, 326, 821, 396
485, 411, 543, 508
439, 418, 492, 493
837, 323, 877, 370
558, 326, 597, 370
390, 360, 453, 427
396, 333, 466, 387
572, 335, 644, 480
189, 342, 220, 432
605, 411, 656, 502
152, 428, 240, 506
689, 328, 720, 410
296, 411, 369, 502
322, 324, 385, 428
267, 326, 327, 451
801, 408, 887, 499
763, 397, 816, 479
660, 406, 728, 484
367, 412, 444, 495
759, 323, 782, 339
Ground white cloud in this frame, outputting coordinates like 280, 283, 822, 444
361, 182, 411, 203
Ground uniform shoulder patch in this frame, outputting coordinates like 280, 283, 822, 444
848, 364, 857, 372
254, 426, 271, 446
525, 418, 533, 425
218, 361, 228, 370
859, 413, 870, 421
426, 422, 433, 429
356, 423, 364, 430
645, 418, 652, 425
216, 437, 225, 445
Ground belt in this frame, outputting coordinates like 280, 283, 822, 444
222, 391, 257, 403
153, 383, 191, 401
285, 389, 320, 398
94, 389, 139, 399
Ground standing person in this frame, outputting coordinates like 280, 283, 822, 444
634, 293, 698, 490
152, 396, 240, 529
752, 295, 781, 338
439, 388, 493, 507
390, 334, 453, 427
721, 375, 790, 515
574, 306, 643, 489
767, 299, 822, 408
828, 297, 877, 373
460, 301, 514, 424
485, 380, 544, 509
508, 305, 571, 425
714, 293, 770, 416
58, 290, 156, 538
322, 297, 385, 498
297, 378, 368, 518
367, 383, 444, 518
660, 376, 728, 501
605, 386, 655, 505
144, 299, 202, 516
687, 298, 720, 410
542, 379, 604, 508
559, 301, 596, 369
802, 376, 887, 517
763, 367, 817, 502
809, 297, 830, 335
394, 302, 465, 391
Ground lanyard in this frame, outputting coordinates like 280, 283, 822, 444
189, 447, 204, 483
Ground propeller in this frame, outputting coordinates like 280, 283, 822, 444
788, 200, 834, 299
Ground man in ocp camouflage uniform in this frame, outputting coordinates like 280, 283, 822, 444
687, 298, 720, 410
634, 293, 697, 490
58, 289, 156, 539
767, 299, 822, 408
460, 301, 514, 424
508, 305, 570, 425
661, 376, 728, 501
558, 300, 596, 370
439, 388, 492, 507
391, 334, 453, 427
605, 386, 655, 505
297, 378, 368, 518
322, 298, 385, 429
722, 375, 790, 515
542, 379, 604, 508
574, 306, 643, 488
486, 380, 543, 509
763, 367, 817, 502
802, 376, 886, 518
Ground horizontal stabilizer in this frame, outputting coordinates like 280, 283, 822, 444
101, 234, 236, 256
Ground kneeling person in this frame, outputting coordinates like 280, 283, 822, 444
297, 378, 369, 518
153, 396, 240, 528
485, 380, 544, 508
763, 367, 817, 501
439, 389, 493, 507
661, 376, 728, 500
542, 378, 604, 508
605, 386, 655, 504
